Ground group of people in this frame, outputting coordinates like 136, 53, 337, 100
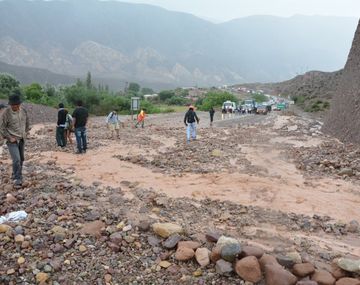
105, 108, 147, 139
0, 90, 214, 189
56, 100, 89, 154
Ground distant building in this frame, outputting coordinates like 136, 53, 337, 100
143, 94, 158, 100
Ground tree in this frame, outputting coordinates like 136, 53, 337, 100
128, 82, 140, 93
159, 90, 175, 102
24, 83, 46, 102
0, 73, 20, 98
198, 91, 238, 111
141, 87, 154, 95
86, 71, 92, 89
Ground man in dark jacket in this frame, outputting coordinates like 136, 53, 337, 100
0, 92, 30, 188
56, 103, 67, 147
184, 105, 199, 143
72, 100, 89, 154
209, 107, 215, 126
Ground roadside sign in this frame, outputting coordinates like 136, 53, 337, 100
131, 97, 140, 121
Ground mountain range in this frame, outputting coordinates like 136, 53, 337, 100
0, 0, 358, 88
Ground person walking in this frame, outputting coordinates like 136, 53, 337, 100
72, 100, 89, 154
184, 105, 199, 143
106, 110, 120, 139
0, 92, 30, 188
56, 103, 67, 148
209, 107, 215, 126
135, 108, 146, 128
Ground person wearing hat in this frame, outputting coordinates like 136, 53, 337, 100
0, 91, 30, 188
184, 105, 200, 143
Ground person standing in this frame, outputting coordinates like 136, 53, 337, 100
209, 107, 215, 126
135, 108, 146, 128
56, 103, 67, 148
64, 109, 73, 144
184, 105, 199, 143
0, 92, 30, 188
106, 110, 120, 139
72, 100, 89, 154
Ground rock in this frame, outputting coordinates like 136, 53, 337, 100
6, 193, 17, 203
336, 278, 360, 285
177, 241, 201, 250
221, 242, 241, 262
44, 265, 52, 273
159, 261, 172, 268
293, 263, 315, 277
235, 256, 262, 283
104, 274, 112, 283
311, 270, 336, 285
138, 220, 151, 232
216, 236, 239, 249
287, 252, 302, 264
122, 225, 132, 232
124, 235, 135, 243
210, 246, 222, 263
277, 255, 296, 269
195, 248, 210, 267
79, 245, 87, 252
337, 258, 360, 273
338, 168, 353, 176
215, 259, 233, 275
193, 269, 203, 277
241, 245, 264, 258
265, 264, 298, 285
175, 247, 195, 261
7, 269, 15, 275
0, 224, 11, 233
36, 272, 49, 283
331, 261, 347, 279
163, 234, 182, 249
148, 236, 161, 247
17, 257, 25, 265
15, 234, 25, 243
211, 149, 222, 157
152, 223, 183, 238
296, 282, 318, 285
79, 220, 105, 238
346, 220, 360, 233
205, 230, 222, 242
260, 254, 280, 271
14, 226, 24, 235
109, 232, 123, 245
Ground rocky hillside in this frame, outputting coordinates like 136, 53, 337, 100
0, 0, 357, 87
323, 20, 360, 144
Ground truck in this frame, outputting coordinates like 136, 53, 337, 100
222, 101, 237, 113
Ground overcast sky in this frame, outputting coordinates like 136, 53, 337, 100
119, 0, 360, 22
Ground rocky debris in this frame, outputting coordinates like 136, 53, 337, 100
291, 141, 360, 183
1, 113, 360, 284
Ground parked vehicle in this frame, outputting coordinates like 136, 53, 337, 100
256, 105, 268, 115
222, 100, 237, 113
243, 99, 256, 113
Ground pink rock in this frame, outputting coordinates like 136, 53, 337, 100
235, 256, 262, 283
